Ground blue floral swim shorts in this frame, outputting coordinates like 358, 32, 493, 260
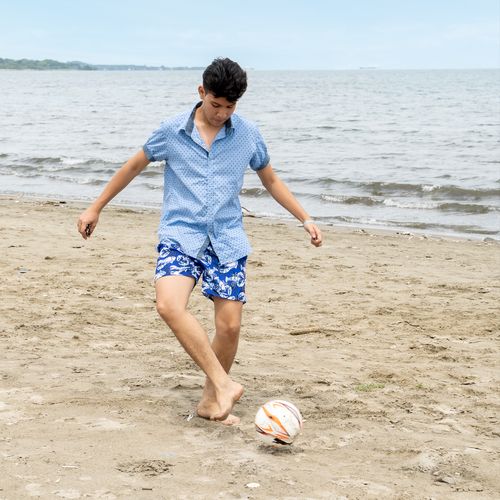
154, 242, 247, 303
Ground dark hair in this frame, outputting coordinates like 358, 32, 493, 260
202, 58, 247, 102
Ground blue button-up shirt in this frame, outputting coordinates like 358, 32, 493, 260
143, 103, 270, 264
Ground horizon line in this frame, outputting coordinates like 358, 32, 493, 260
1, 57, 498, 72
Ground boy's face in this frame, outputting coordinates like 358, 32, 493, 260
198, 85, 237, 128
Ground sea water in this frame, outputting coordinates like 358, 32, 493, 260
0, 69, 499, 238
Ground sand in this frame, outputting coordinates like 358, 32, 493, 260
1, 195, 499, 499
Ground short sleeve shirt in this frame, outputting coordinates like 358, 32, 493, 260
143, 102, 270, 264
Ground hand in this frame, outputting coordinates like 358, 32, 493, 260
77, 208, 100, 240
303, 221, 322, 247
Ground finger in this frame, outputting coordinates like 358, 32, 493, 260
306, 227, 315, 238
316, 232, 323, 246
78, 221, 88, 239
311, 227, 322, 246
304, 223, 322, 246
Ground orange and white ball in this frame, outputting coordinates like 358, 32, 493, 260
254, 400, 303, 445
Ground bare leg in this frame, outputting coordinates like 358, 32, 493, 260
197, 297, 243, 424
155, 277, 243, 421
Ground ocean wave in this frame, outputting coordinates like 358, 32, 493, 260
399, 221, 499, 236
139, 182, 162, 191
141, 165, 164, 178
61, 157, 93, 166
15, 156, 123, 169
29, 156, 63, 164
320, 193, 496, 214
383, 198, 439, 209
288, 177, 500, 199
321, 194, 379, 206
366, 181, 500, 198
0, 162, 119, 176
240, 187, 268, 197
44, 174, 107, 186
295, 134, 323, 142
331, 215, 499, 236
438, 202, 493, 214
0, 167, 39, 178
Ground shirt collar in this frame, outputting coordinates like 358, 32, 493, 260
180, 102, 234, 136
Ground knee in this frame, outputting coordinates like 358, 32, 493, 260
216, 319, 241, 340
156, 299, 185, 327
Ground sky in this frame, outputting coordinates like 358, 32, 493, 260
1, 0, 499, 70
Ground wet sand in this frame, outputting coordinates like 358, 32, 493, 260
1, 195, 499, 499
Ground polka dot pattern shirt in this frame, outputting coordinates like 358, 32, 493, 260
143, 102, 270, 264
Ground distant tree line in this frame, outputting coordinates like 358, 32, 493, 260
0, 57, 203, 71
0, 58, 96, 70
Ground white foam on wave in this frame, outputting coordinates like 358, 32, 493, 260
383, 198, 439, 210
61, 157, 89, 165
422, 184, 440, 192
321, 194, 344, 203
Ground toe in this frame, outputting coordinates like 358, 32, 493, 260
220, 414, 240, 426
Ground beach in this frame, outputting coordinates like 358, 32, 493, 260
1, 195, 499, 499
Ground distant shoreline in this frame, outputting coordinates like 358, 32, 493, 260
2, 58, 497, 71
0, 57, 203, 71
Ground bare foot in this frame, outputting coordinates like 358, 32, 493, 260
197, 400, 241, 425
197, 409, 240, 426
220, 414, 240, 426
212, 380, 244, 421
196, 398, 218, 419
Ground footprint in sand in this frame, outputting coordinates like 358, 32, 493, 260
337, 430, 368, 448
116, 459, 172, 476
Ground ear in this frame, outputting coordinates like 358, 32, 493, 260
198, 85, 206, 99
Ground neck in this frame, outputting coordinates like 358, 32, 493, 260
195, 105, 224, 131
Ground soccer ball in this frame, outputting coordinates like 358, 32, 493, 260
254, 400, 303, 445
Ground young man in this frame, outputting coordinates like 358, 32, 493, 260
77, 58, 322, 425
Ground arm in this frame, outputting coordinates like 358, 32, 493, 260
257, 164, 322, 247
77, 149, 150, 239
